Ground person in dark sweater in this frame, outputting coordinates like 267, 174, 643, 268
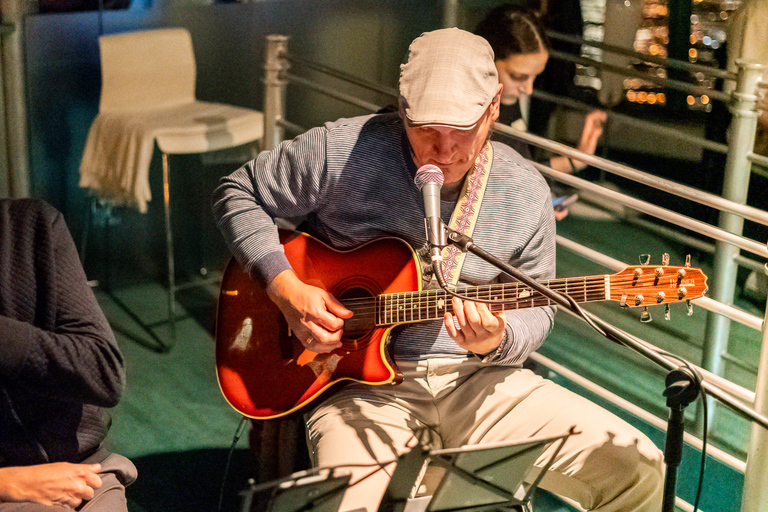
0, 198, 136, 511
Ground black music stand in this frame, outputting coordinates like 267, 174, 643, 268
239, 468, 351, 512
380, 428, 575, 512
425, 429, 574, 512
379, 437, 431, 512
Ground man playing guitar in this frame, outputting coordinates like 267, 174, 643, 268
213, 28, 664, 512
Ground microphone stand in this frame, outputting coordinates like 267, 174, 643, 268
436, 226, 768, 512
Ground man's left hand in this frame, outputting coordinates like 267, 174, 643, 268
444, 297, 506, 356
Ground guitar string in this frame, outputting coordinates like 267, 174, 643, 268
335, 273, 700, 323
339, 286, 695, 312
336, 273, 698, 307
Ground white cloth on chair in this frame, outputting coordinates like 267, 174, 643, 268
79, 27, 264, 213
80, 101, 263, 213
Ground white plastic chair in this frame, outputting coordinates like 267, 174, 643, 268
80, 27, 264, 350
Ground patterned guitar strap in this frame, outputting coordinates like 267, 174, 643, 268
420, 141, 493, 289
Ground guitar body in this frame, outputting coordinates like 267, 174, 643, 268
215, 231, 420, 419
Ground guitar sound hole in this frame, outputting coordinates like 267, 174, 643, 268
338, 286, 377, 350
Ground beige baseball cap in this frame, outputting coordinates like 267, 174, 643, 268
399, 27, 498, 130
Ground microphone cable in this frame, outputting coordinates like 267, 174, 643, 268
218, 415, 248, 512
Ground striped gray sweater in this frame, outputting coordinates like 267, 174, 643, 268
213, 113, 556, 366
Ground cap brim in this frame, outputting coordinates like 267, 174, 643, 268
406, 119, 479, 130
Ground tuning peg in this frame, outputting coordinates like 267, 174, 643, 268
687, 300, 693, 316
685, 254, 691, 268
677, 268, 686, 286
665, 304, 671, 320
620, 292, 628, 308
640, 254, 651, 265
662, 253, 669, 266
641, 307, 652, 323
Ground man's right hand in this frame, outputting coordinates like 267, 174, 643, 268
0, 463, 103, 508
266, 270, 353, 353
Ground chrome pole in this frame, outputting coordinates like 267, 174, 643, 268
702, 61, 765, 401
740, 261, 768, 512
264, 35, 289, 151
1, 4, 30, 197
442, 0, 459, 28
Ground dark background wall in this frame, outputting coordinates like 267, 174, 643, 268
22, 0, 500, 281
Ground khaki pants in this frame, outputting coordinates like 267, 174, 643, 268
305, 357, 663, 512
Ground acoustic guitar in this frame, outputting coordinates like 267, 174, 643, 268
215, 230, 708, 420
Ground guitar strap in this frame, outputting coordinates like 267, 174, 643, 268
439, 141, 493, 286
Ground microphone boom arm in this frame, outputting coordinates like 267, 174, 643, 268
440, 227, 768, 430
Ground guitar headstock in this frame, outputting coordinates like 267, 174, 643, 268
609, 264, 708, 308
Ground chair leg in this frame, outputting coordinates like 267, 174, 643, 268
79, 196, 93, 265
162, 152, 177, 343
80, 197, 111, 289
81, 190, 175, 352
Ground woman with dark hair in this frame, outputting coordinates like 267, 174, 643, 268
475, 4, 606, 177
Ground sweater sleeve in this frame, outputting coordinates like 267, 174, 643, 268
0, 200, 125, 408
489, 179, 558, 366
212, 126, 330, 284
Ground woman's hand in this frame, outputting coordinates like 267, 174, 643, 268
266, 270, 353, 353
577, 110, 607, 157
0, 463, 102, 508
549, 110, 607, 174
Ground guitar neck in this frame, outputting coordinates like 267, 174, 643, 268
376, 275, 608, 325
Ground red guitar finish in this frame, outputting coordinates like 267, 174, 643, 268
215, 231, 419, 420
215, 231, 708, 420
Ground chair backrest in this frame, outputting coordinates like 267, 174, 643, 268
98, 28, 197, 113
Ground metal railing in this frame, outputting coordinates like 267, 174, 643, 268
262, 34, 768, 512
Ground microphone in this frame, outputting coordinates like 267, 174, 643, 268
414, 165, 447, 257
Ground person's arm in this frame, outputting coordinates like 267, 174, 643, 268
212, 128, 352, 351
266, 269, 351, 352
213, 127, 333, 286
0, 203, 125, 407
550, 109, 606, 173
0, 463, 102, 508
493, 196, 558, 365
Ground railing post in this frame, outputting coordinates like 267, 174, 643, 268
740, 261, 768, 512
441, 0, 459, 28
264, 35, 289, 152
701, 61, 764, 411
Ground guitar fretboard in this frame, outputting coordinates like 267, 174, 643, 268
375, 275, 608, 325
